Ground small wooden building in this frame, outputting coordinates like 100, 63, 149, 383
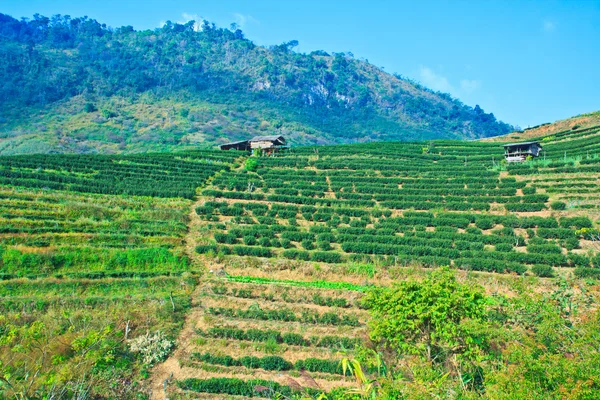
249, 135, 287, 154
219, 140, 251, 151
503, 141, 542, 163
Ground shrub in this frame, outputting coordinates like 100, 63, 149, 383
550, 201, 567, 210
560, 216, 592, 229
196, 244, 218, 254
295, 358, 346, 375
531, 264, 555, 278
192, 354, 295, 371
128, 331, 174, 366
475, 218, 495, 230
232, 246, 272, 258
316, 240, 332, 251
527, 244, 562, 254
281, 332, 309, 346
282, 249, 310, 261
310, 251, 342, 263
561, 237, 580, 251
364, 268, 487, 363
244, 157, 259, 172
567, 253, 589, 268
301, 239, 314, 250
506, 262, 528, 275
574, 267, 600, 279
505, 203, 546, 212
258, 237, 271, 247
177, 377, 320, 397
495, 243, 513, 252
243, 235, 257, 246
214, 233, 237, 244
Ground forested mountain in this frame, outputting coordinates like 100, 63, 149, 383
0, 13, 513, 154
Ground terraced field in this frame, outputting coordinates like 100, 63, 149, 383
1, 128, 600, 399
0, 151, 241, 398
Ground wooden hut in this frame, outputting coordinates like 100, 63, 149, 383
249, 135, 287, 154
503, 141, 542, 163
219, 140, 251, 151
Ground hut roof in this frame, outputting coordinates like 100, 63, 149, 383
250, 135, 286, 143
222, 140, 250, 146
503, 141, 542, 148
219, 140, 251, 150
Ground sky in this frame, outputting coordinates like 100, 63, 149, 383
2, 0, 599, 128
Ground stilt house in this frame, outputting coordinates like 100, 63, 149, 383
220, 135, 287, 153
503, 141, 542, 163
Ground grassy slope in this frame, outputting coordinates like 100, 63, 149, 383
0, 14, 513, 155
2, 127, 600, 398
0, 91, 441, 156
482, 110, 600, 143
157, 130, 600, 398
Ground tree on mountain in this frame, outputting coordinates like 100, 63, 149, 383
364, 267, 488, 364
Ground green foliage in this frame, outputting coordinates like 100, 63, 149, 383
244, 157, 259, 172
531, 264, 555, 278
0, 14, 513, 156
192, 353, 293, 371
177, 377, 322, 397
198, 326, 361, 349
364, 267, 487, 363
0, 150, 236, 198
550, 201, 567, 210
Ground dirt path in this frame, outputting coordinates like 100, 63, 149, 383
147, 156, 248, 399
148, 301, 203, 399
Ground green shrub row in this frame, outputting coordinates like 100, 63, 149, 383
198, 327, 361, 349
207, 306, 361, 326
177, 377, 321, 397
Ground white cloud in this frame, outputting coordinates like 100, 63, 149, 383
419, 66, 482, 100
419, 66, 454, 94
543, 20, 556, 32
158, 12, 205, 31
233, 13, 259, 29
460, 79, 482, 94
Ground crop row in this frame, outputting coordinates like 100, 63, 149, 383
177, 377, 323, 398
206, 306, 361, 326
197, 326, 362, 349
192, 353, 350, 376
0, 151, 234, 198
209, 285, 353, 308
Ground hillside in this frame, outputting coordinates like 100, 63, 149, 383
482, 110, 600, 143
0, 13, 513, 155
1, 128, 600, 398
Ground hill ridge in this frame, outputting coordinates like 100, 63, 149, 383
0, 13, 513, 154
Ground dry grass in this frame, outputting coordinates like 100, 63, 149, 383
481, 112, 600, 143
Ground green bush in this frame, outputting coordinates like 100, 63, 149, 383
243, 235, 257, 246
177, 377, 320, 397
301, 239, 314, 250
214, 233, 237, 244
244, 157, 259, 172
310, 251, 343, 263
495, 243, 513, 252
574, 267, 600, 279
567, 253, 589, 268
282, 249, 310, 261
232, 246, 272, 258
531, 264, 555, 278
550, 201, 567, 210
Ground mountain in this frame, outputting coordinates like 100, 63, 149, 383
0, 13, 514, 155
481, 110, 600, 143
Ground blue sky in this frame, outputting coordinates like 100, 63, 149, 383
2, 0, 599, 128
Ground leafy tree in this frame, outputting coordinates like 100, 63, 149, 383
364, 267, 487, 364
244, 157, 259, 172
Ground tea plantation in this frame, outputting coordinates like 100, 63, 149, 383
1, 127, 600, 399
